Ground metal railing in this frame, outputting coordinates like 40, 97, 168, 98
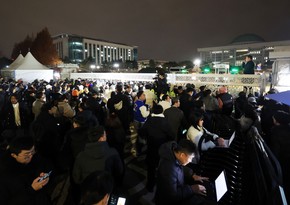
70, 72, 267, 95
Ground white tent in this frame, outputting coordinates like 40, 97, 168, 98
1, 54, 24, 78
8, 54, 24, 69
1, 52, 54, 82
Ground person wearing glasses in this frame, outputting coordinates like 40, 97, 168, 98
0, 137, 52, 205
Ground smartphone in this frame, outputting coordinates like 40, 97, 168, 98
109, 195, 126, 205
116, 197, 126, 205
182, 129, 187, 134
38, 171, 52, 182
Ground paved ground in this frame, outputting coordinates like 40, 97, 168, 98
119, 126, 156, 205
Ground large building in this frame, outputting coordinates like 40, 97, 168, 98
197, 34, 290, 67
53, 34, 138, 65
137, 59, 168, 70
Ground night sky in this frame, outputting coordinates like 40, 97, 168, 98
1, 0, 290, 61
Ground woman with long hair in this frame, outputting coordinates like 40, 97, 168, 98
187, 112, 225, 154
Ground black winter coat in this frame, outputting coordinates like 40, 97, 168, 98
3, 102, 29, 129
155, 141, 194, 205
140, 115, 174, 160
0, 152, 52, 205
72, 141, 124, 185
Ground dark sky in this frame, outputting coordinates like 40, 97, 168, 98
1, 0, 290, 61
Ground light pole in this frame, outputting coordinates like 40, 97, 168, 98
193, 58, 201, 73
90, 64, 96, 73
113, 63, 120, 72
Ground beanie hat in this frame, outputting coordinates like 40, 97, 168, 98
152, 104, 163, 115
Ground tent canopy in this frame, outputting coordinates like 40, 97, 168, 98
14, 52, 50, 70
266, 90, 290, 106
7, 54, 24, 70
1, 52, 53, 82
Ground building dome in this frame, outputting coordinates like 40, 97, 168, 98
230, 33, 265, 45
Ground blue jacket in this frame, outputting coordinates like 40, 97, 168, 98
134, 100, 147, 123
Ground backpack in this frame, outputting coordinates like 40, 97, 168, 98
55, 106, 72, 136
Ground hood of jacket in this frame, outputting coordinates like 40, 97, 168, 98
159, 141, 178, 162
83, 141, 110, 159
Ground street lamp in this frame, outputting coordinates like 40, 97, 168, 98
113, 63, 120, 68
90, 64, 96, 72
194, 59, 201, 67
193, 58, 202, 73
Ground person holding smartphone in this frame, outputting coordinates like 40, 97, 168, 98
0, 137, 52, 205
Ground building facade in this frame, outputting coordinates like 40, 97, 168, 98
197, 34, 290, 67
53, 34, 138, 65
137, 59, 168, 70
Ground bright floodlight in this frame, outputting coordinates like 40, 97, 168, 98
90, 65, 96, 69
194, 59, 201, 66
96, 66, 100, 69
53, 72, 60, 79
113, 63, 120, 68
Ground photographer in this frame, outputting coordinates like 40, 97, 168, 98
154, 72, 168, 101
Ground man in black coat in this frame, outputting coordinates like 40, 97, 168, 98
31, 103, 62, 168
72, 126, 124, 186
155, 139, 209, 205
164, 97, 188, 141
270, 110, 290, 201
2, 93, 29, 140
242, 55, 255, 75
111, 84, 131, 134
86, 91, 106, 126
217, 86, 233, 116
242, 55, 255, 94
140, 105, 174, 192
179, 87, 196, 122
0, 137, 52, 205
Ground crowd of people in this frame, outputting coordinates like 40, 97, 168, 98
0, 72, 289, 205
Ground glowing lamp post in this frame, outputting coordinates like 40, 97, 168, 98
90, 65, 96, 73
194, 59, 201, 67
193, 58, 202, 73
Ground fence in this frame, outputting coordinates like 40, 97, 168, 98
70, 72, 268, 96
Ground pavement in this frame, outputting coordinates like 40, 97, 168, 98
118, 126, 156, 205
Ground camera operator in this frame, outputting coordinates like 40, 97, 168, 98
154, 72, 168, 101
